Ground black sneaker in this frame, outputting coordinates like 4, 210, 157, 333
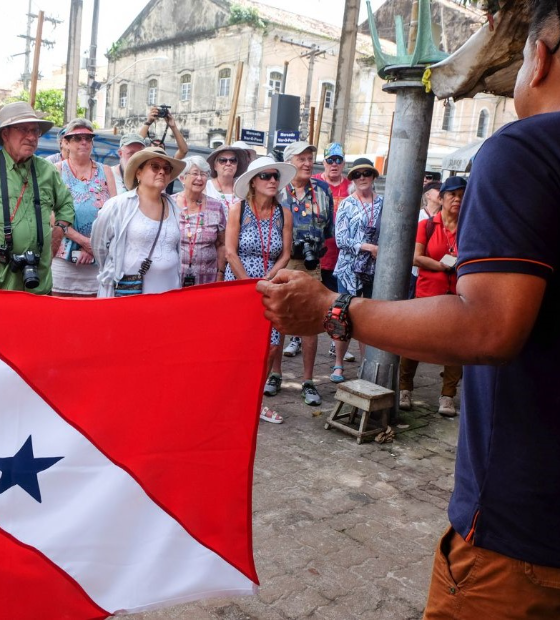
301, 380, 322, 406
264, 373, 282, 397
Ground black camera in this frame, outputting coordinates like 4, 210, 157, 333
293, 234, 326, 270
10, 250, 41, 289
156, 105, 171, 119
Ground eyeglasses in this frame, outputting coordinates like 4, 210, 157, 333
148, 161, 173, 175
424, 173, 434, 181
68, 134, 94, 143
217, 157, 238, 165
186, 171, 209, 178
256, 172, 280, 181
350, 169, 374, 180
11, 125, 42, 138
325, 156, 343, 165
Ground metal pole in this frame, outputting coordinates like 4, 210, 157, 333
29, 11, 44, 108
280, 60, 289, 94
330, 0, 360, 144
87, 0, 100, 122
22, 0, 34, 90
361, 66, 435, 410
64, 0, 83, 124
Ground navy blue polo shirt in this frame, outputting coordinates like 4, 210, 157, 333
451, 111, 560, 567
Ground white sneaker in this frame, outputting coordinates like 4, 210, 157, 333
399, 390, 412, 411
329, 341, 336, 357
344, 351, 355, 362
283, 337, 302, 357
438, 395, 457, 417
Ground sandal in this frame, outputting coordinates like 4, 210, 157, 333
260, 406, 284, 424
330, 365, 345, 383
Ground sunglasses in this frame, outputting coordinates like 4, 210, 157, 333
350, 169, 374, 180
256, 172, 280, 181
325, 156, 343, 165
217, 157, 238, 165
68, 134, 94, 143
424, 173, 434, 181
148, 161, 173, 175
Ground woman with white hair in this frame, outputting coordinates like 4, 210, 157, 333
174, 156, 226, 285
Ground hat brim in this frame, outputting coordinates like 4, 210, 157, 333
206, 146, 249, 178
64, 128, 97, 138
347, 163, 378, 180
234, 161, 297, 200
124, 148, 186, 191
0, 118, 53, 145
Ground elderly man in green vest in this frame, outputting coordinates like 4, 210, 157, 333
0, 102, 74, 294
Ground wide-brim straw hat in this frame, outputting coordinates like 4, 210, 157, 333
206, 144, 249, 178
234, 156, 296, 200
124, 146, 186, 190
0, 102, 53, 145
347, 157, 379, 180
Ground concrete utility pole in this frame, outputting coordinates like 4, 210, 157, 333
87, 0, 100, 122
330, 0, 360, 145
64, 0, 83, 124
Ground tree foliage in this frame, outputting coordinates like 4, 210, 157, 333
229, 4, 267, 29
7, 90, 86, 127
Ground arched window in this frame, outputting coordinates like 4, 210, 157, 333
180, 74, 192, 101
147, 79, 158, 106
442, 100, 455, 131
268, 70, 283, 96
119, 84, 127, 109
477, 109, 489, 138
218, 68, 231, 98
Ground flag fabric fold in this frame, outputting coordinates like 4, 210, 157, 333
0, 281, 269, 619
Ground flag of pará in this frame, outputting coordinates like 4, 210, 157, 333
0, 281, 270, 619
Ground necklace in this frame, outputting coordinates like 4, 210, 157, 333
354, 192, 375, 227
288, 183, 319, 219
68, 159, 94, 182
216, 179, 233, 211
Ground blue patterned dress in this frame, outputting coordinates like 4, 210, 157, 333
333, 194, 383, 295
225, 201, 284, 345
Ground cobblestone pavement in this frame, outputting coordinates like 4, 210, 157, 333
124, 335, 461, 620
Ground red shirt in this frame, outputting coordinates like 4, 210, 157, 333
313, 174, 351, 270
415, 211, 457, 298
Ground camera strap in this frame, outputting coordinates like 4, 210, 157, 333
0, 152, 43, 254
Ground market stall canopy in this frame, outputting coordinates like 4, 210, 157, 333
442, 139, 484, 172
430, 0, 532, 100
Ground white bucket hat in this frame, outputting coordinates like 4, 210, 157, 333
233, 156, 296, 200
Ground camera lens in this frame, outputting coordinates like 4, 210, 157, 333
22, 264, 40, 289
303, 242, 318, 270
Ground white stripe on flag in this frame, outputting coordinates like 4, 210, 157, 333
0, 360, 256, 614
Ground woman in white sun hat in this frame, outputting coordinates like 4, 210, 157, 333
225, 156, 295, 423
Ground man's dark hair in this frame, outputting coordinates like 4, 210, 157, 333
529, 0, 560, 44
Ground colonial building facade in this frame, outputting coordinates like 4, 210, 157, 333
105, 0, 517, 167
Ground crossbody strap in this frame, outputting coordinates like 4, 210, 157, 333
138, 196, 166, 276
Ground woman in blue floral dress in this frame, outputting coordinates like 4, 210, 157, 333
225, 156, 295, 423
332, 158, 383, 381
52, 119, 116, 296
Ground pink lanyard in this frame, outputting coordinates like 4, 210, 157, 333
356, 194, 374, 227
254, 207, 274, 274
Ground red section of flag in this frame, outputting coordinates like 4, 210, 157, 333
0, 529, 108, 620
0, 281, 270, 585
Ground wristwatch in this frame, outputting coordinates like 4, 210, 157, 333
324, 294, 354, 341
54, 221, 69, 234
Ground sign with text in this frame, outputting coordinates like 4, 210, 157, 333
240, 129, 266, 146
274, 130, 300, 146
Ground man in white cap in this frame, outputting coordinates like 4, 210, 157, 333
110, 133, 147, 194
0, 102, 74, 294
263, 140, 333, 407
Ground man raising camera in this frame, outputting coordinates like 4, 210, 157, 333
139, 106, 189, 160
263, 141, 333, 407
0, 103, 74, 294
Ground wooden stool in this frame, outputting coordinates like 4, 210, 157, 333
324, 379, 394, 444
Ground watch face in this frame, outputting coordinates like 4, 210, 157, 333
325, 318, 346, 337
